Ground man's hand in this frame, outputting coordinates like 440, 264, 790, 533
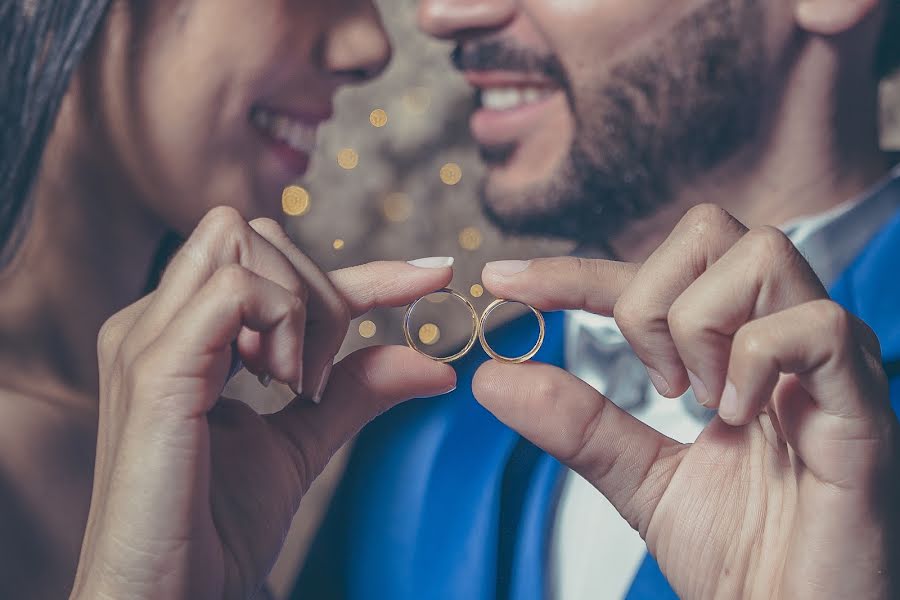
477, 204, 898, 599
70, 207, 457, 600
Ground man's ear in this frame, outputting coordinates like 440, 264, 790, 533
795, 0, 880, 35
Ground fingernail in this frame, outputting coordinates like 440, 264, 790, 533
422, 383, 457, 398
408, 256, 455, 269
294, 361, 304, 397
719, 380, 739, 422
257, 373, 272, 388
687, 370, 710, 406
647, 368, 670, 396
485, 260, 531, 276
312, 363, 333, 404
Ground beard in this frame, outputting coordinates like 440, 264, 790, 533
462, 0, 764, 244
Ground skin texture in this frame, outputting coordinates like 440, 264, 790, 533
70, 209, 457, 599
418, 0, 892, 256
477, 205, 899, 599
0, 0, 394, 596
418, 0, 899, 597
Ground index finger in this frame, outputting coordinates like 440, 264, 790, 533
329, 259, 455, 318
481, 257, 638, 315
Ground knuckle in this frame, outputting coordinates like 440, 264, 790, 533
733, 326, 769, 364
184, 206, 248, 265
213, 263, 252, 293
613, 295, 649, 335
666, 300, 698, 341
199, 205, 245, 236
248, 217, 287, 240
680, 203, 735, 238
97, 315, 122, 362
744, 226, 796, 262
810, 299, 852, 342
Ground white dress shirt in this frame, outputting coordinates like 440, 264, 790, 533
550, 166, 900, 600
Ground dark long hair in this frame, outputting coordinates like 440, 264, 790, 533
0, 1, 113, 268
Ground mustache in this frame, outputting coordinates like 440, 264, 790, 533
451, 40, 568, 88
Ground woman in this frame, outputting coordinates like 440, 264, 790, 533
1, 2, 456, 597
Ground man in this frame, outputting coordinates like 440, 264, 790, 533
297, 0, 900, 597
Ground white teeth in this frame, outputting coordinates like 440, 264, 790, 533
251, 108, 317, 153
481, 87, 552, 111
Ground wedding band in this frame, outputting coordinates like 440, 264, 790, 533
403, 288, 479, 363
478, 299, 545, 364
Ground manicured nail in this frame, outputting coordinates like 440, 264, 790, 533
687, 370, 710, 406
257, 373, 272, 388
719, 380, 739, 422
647, 368, 670, 396
408, 256, 455, 269
485, 260, 531, 276
312, 363, 333, 404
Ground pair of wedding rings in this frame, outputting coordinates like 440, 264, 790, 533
403, 288, 545, 364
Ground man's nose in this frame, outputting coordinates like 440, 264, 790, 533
322, 2, 392, 82
417, 0, 516, 40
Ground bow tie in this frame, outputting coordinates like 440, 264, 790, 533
563, 310, 716, 423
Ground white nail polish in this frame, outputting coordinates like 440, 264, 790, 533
407, 256, 455, 269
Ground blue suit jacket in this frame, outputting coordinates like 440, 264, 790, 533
296, 208, 900, 599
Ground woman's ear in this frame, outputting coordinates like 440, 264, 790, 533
795, 0, 880, 35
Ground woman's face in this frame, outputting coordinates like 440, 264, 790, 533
81, 0, 391, 231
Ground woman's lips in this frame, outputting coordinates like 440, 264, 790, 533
250, 105, 330, 175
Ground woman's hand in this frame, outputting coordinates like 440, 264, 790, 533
70, 207, 456, 599
476, 204, 899, 599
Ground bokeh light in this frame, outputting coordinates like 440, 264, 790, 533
358, 320, 377, 339
369, 109, 389, 128
337, 148, 359, 170
418, 323, 441, 346
470, 284, 484, 298
382, 192, 413, 223
333, 239, 346, 250
458, 227, 483, 251
440, 162, 463, 186
282, 185, 311, 217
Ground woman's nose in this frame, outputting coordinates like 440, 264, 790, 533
322, 2, 392, 82
417, 0, 516, 40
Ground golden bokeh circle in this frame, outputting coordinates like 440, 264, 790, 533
458, 227, 483, 251
337, 148, 359, 170
333, 239, 345, 250
282, 185, 311, 217
382, 192, 413, 223
470, 284, 485, 298
418, 323, 441, 346
369, 109, 388, 128
440, 162, 463, 185
358, 320, 377, 339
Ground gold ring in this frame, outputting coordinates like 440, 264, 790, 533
478, 299, 545, 364
403, 288, 479, 363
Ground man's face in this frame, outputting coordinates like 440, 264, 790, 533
419, 0, 774, 243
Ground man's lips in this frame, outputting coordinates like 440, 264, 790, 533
464, 71, 565, 147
